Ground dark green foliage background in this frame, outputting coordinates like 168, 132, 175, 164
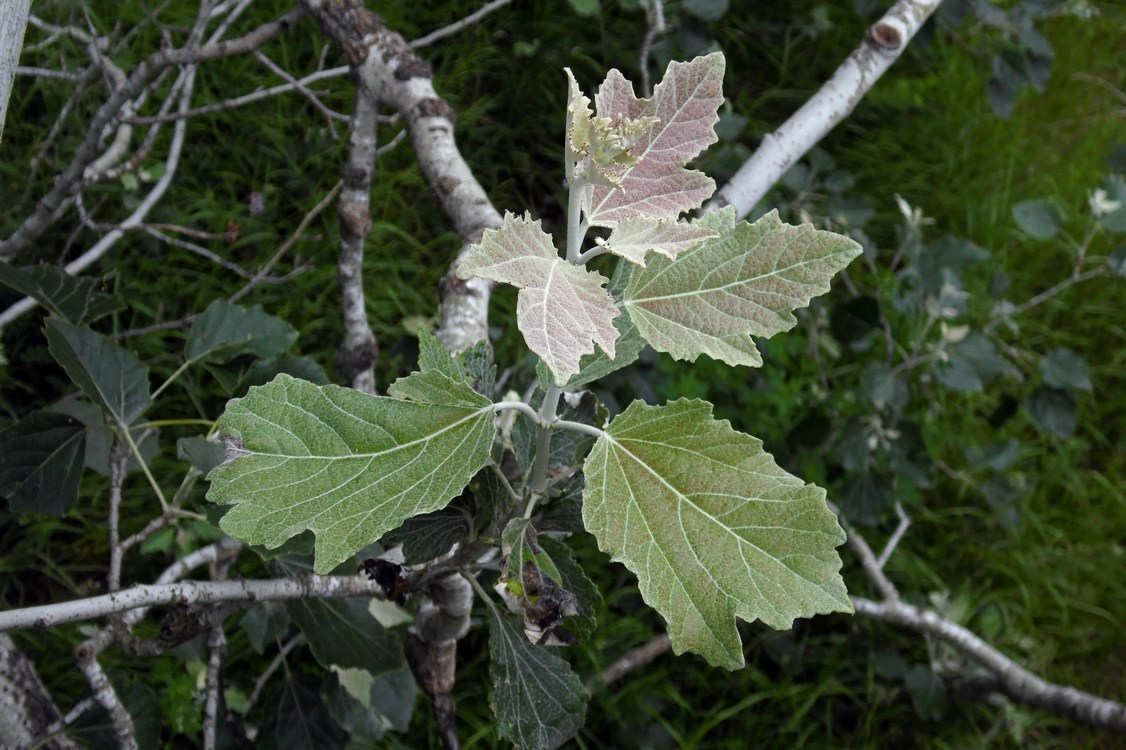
2, 0, 1124, 747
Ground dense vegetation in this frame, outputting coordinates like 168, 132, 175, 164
1, 0, 1124, 747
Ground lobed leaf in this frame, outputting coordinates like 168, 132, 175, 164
206, 373, 495, 573
287, 597, 404, 675
585, 53, 725, 227
258, 674, 347, 750
487, 604, 587, 750
186, 299, 297, 364
583, 399, 851, 669
595, 216, 718, 266
0, 264, 123, 325
45, 319, 152, 425
624, 208, 862, 368
0, 410, 86, 515
456, 213, 619, 384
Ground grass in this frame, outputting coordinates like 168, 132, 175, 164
2, 0, 1124, 747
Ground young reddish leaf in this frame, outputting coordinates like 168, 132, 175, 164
456, 213, 619, 385
585, 53, 725, 226
595, 215, 718, 266
565, 69, 658, 189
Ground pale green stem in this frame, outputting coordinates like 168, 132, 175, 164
492, 400, 542, 423
566, 176, 588, 264
554, 419, 604, 439
136, 418, 216, 430
526, 383, 562, 515
150, 358, 197, 401
576, 243, 611, 265
119, 423, 168, 511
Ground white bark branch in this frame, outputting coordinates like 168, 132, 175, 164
0, 575, 384, 633
302, 0, 501, 354
0, 634, 82, 750
709, 0, 945, 219
74, 645, 136, 749
852, 596, 1126, 732
337, 86, 380, 393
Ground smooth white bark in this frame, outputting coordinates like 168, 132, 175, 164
0, 576, 385, 632
709, 0, 945, 219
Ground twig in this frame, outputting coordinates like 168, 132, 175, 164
107, 439, 129, 592
852, 596, 1126, 732
0, 575, 386, 633
984, 268, 1106, 334
14, 65, 84, 81
73, 644, 136, 749
202, 551, 235, 750
709, 0, 944, 219
144, 227, 258, 279
0, 6, 306, 260
202, 625, 227, 750
229, 179, 341, 303
127, 65, 349, 125
410, 0, 513, 50
828, 500, 899, 601
876, 502, 911, 569
638, 0, 666, 97
592, 632, 671, 690
246, 633, 304, 709
253, 48, 347, 133
0, 52, 198, 328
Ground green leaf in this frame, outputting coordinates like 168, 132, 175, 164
417, 329, 496, 397
239, 603, 291, 654
176, 436, 225, 474
683, 0, 730, 21
1039, 347, 1091, 392
207, 373, 496, 573
0, 411, 86, 514
566, 0, 599, 16
935, 332, 1018, 393
45, 319, 152, 425
185, 299, 297, 364
0, 264, 123, 325
381, 502, 472, 565
456, 212, 619, 385
904, 665, 949, 722
1026, 386, 1076, 439
1012, 199, 1062, 239
488, 604, 587, 750
624, 208, 862, 368
322, 666, 417, 740
587, 54, 725, 226
288, 597, 404, 675
50, 400, 159, 476
583, 399, 851, 669
258, 674, 348, 750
